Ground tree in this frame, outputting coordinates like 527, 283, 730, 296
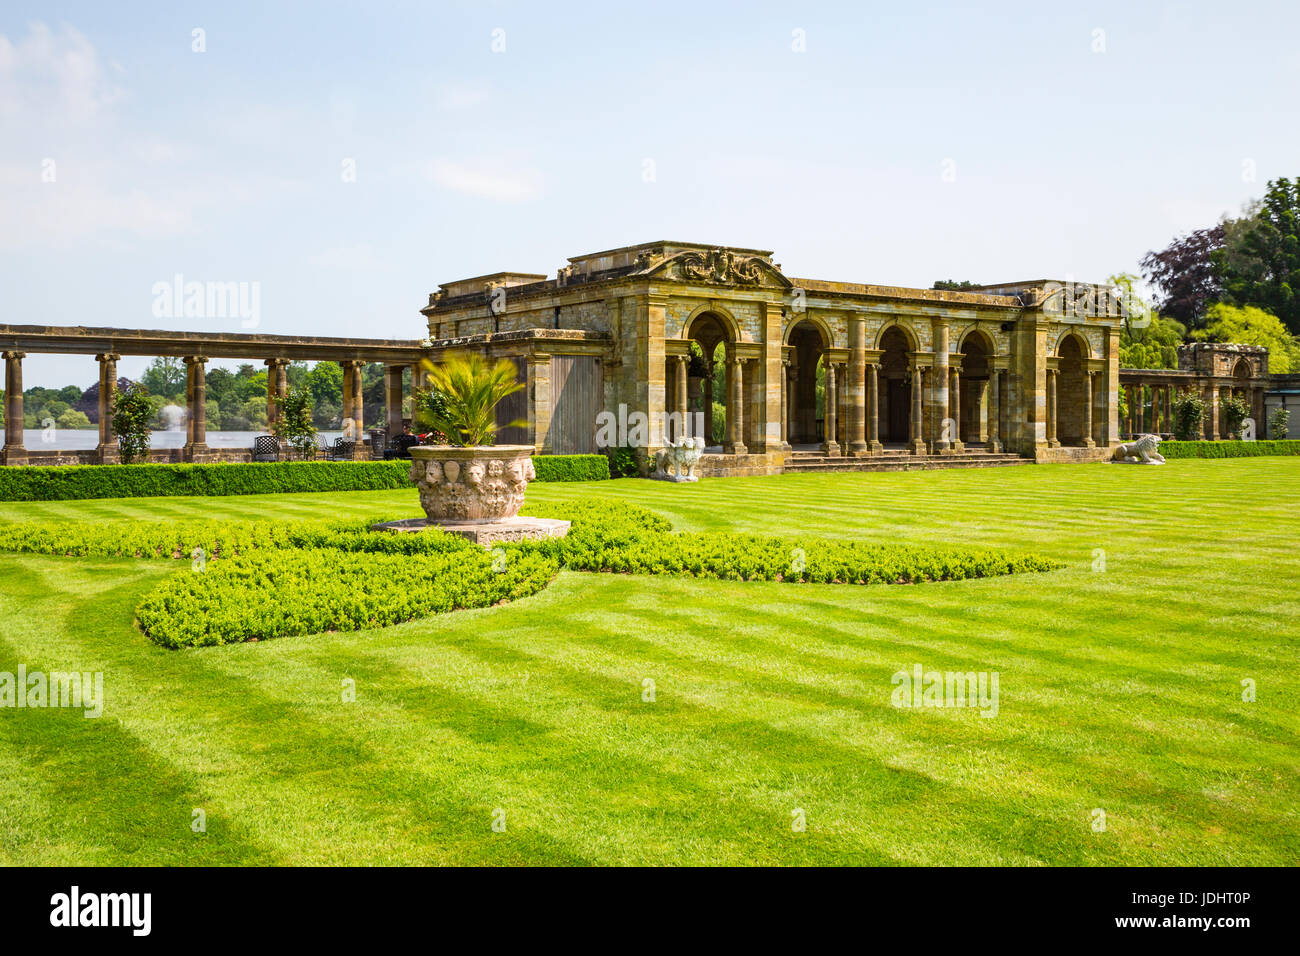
932, 280, 981, 291
1193, 303, 1300, 373
113, 384, 153, 463
274, 384, 317, 458
141, 358, 187, 400
1108, 273, 1184, 369
55, 408, 92, 429
1140, 224, 1225, 327
1215, 177, 1300, 334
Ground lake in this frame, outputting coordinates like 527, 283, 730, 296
14, 429, 351, 450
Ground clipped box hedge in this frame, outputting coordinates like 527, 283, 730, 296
0, 461, 414, 501
0, 453, 610, 501
1160, 440, 1300, 459
532, 454, 610, 482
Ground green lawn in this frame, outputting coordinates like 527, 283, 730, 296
0, 459, 1296, 865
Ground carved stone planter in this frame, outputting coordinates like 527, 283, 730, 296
408, 445, 536, 522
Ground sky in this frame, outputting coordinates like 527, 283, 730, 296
3, 0, 1298, 387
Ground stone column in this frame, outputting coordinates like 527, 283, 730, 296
932, 320, 951, 452
385, 364, 405, 438
1047, 369, 1059, 448
909, 365, 925, 455
821, 360, 840, 456
727, 355, 747, 455
527, 354, 552, 452
949, 365, 964, 452
780, 359, 791, 450
867, 362, 881, 451
1082, 371, 1095, 447
341, 362, 355, 437
675, 354, 689, 441
351, 361, 365, 455
1204, 384, 1218, 440
988, 369, 1002, 453
2, 351, 26, 464
848, 318, 868, 455
183, 356, 209, 460
95, 352, 120, 463
703, 363, 714, 444
265, 358, 286, 432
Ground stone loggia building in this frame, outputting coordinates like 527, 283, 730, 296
422, 241, 1126, 475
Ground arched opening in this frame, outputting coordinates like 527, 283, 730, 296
958, 330, 992, 445
684, 311, 733, 448
877, 326, 913, 444
1056, 334, 1087, 446
786, 319, 828, 446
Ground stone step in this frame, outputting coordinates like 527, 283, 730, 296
783, 454, 1030, 473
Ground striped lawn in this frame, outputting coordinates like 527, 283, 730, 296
0, 458, 1296, 865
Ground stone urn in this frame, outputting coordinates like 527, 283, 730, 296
408, 445, 536, 522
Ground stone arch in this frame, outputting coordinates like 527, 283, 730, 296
872, 321, 919, 352
682, 303, 741, 344
678, 308, 738, 445
782, 312, 834, 347
875, 324, 916, 444
1054, 328, 1092, 360
786, 317, 831, 445
1055, 334, 1088, 445
957, 328, 994, 444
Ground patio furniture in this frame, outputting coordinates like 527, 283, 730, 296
252, 435, 279, 462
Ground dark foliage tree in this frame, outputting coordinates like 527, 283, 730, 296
1140, 224, 1225, 328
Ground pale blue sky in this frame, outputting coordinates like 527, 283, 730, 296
3, 0, 1298, 386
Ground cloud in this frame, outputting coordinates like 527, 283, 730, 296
430, 159, 542, 201
305, 244, 395, 272
0, 21, 121, 122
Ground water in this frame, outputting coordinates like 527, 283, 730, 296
13, 429, 350, 451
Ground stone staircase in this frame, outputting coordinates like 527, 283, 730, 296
782, 444, 1030, 473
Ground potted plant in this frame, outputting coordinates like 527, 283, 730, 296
409, 352, 533, 522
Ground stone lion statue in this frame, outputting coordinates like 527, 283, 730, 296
1112, 434, 1165, 464
655, 436, 705, 481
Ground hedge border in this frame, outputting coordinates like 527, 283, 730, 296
1159, 440, 1300, 459
0, 453, 609, 501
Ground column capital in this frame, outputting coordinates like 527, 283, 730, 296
3, 351, 25, 361
265, 357, 290, 368
184, 355, 209, 366
95, 351, 121, 363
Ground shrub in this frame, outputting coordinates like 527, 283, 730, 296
0, 517, 477, 560
1220, 395, 1250, 440
532, 455, 610, 482
0, 460, 415, 501
113, 384, 153, 464
606, 446, 651, 478
1159, 440, 1300, 459
417, 352, 525, 446
520, 499, 1059, 584
1172, 393, 1206, 441
1268, 407, 1291, 440
137, 548, 558, 648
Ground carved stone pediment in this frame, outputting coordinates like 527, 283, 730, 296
647, 248, 791, 288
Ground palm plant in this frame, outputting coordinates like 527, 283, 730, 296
417, 352, 526, 446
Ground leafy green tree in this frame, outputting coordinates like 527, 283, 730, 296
932, 280, 981, 291
113, 384, 153, 463
1193, 303, 1300, 373
1215, 177, 1300, 334
141, 358, 187, 400
274, 384, 317, 458
56, 408, 92, 429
